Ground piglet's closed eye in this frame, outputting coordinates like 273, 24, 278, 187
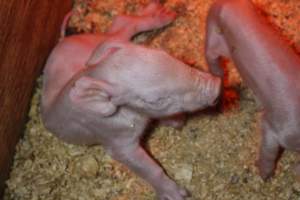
69, 76, 117, 117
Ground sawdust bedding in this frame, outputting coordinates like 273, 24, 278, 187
4, 0, 300, 199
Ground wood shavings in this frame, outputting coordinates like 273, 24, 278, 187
4, 0, 300, 199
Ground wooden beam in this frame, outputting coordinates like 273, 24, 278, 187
0, 0, 73, 197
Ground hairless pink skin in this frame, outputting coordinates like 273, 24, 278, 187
41, 1, 221, 200
205, 0, 300, 180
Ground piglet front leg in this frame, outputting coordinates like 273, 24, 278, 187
105, 141, 188, 200
69, 76, 188, 200
159, 114, 187, 129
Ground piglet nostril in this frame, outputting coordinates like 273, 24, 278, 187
212, 95, 220, 106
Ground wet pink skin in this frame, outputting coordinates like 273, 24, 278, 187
205, 0, 300, 180
41, 1, 221, 200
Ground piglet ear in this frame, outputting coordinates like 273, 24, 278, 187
86, 41, 125, 66
69, 76, 117, 117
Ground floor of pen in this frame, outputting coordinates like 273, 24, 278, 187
4, 0, 300, 199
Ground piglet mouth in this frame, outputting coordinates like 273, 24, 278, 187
211, 94, 220, 106
209, 77, 222, 106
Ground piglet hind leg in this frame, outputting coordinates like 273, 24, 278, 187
105, 141, 188, 200
256, 117, 282, 180
107, 1, 176, 41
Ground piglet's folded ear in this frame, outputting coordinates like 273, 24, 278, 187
69, 76, 118, 117
86, 41, 126, 66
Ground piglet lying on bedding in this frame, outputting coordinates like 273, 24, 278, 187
41, 1, 221, 199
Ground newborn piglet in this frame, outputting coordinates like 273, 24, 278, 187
42, 1, 221, 200
205, 0, 300, 180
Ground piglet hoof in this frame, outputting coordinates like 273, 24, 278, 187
162, 119, 185, 130
139, 1, 177, 28
159, 114, 186, 130
156, 183, 189, 200
153, 6, 177, 27
255, 159, 274, 181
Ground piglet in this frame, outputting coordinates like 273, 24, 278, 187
205, 0, 300, 180
41, 1, 221, 200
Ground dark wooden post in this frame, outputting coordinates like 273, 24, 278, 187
0, 0, 73, 197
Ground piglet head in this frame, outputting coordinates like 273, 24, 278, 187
85, 41, 221, 118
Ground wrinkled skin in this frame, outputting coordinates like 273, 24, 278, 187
205, 0, 300, 180
41, 1, 221, 200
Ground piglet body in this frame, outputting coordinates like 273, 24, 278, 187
42, 2, 221, 200
205, 0, 300, 179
